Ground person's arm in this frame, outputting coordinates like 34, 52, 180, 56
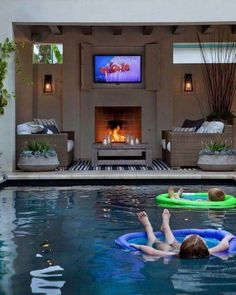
209, 234, 235, 255
130, 244, 176, 257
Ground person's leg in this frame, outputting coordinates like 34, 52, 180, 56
137, 211, 157, 245
137, 211, 173, 251
168, 187, 175, 199
160, 209, 180, 247
175, 188, 184, 199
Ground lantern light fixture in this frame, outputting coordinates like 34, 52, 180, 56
43, 74, 53, 93
184, 73, 193, 92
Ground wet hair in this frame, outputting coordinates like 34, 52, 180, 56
179, 234, 209, 259
208, 188, 225, 202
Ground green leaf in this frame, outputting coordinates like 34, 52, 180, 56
0, 37, 16, 115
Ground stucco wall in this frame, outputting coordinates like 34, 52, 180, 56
3, 0, 236, 24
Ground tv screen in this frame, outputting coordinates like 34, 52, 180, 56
93, 55, 142, 83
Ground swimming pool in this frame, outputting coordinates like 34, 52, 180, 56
0, 184, 236, 295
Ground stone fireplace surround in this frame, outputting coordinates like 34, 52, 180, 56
79, 90, 157, 160
95, 106, 141, 143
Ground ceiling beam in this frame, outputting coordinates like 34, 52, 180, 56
31, 32, 42, 42
172, 25, 184, 34
112, 26, 122, 35
49, 25, 62, 35
81, 26, 93, 35
201, 25, 215, 34
142, 26, 153, 35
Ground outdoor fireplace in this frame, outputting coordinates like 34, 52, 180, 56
95, 107, 141, 143
107, 120, 126, 142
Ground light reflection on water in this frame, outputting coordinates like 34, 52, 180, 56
0, 185, 236, 294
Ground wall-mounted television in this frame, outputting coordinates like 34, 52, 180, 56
93, 55, 142, 83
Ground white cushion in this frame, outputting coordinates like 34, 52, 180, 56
167, 142, 171, 152
196, 121, 209, 133
206, 121, 224, 133
17, 123, 31, 135
160, 139, 166, 150
27, 123, 44, 134
196, 121, 224, 133
67, 140, 74, 152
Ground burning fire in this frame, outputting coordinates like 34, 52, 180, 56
108, 125, 126, 142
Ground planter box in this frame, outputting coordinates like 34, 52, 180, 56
17, 155, 59, 172
197, 154, 236, 171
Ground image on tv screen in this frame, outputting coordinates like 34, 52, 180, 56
94, 55, 142, 83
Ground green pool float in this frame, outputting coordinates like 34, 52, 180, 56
155, 192, 236, 209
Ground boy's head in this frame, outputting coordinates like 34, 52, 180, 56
179, 234, 209, 259
208, 188, 225, 202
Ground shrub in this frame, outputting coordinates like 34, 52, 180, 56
200, 137, 236, 155
20, 141, 57, 157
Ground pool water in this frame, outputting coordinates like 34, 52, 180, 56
0, 184, 236, 295
182, 194, 208, 201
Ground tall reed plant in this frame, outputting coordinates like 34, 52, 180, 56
198, 29, 236, 124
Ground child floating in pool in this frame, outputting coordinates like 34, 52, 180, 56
208, 188, 225, 201
168, 187, 225, 201
130, 209, 234, 258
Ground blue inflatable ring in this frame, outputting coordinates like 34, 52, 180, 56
115, 228, 236, 254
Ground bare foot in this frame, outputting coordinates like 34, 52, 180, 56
137, 211, 151, 228
160, 209, 171, 231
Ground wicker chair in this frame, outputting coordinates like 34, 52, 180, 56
16, 131, 74, 168
161, 125, 233, 167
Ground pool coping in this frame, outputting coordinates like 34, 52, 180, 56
1, 170, 236, 186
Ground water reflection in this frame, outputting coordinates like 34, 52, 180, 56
171, 257, 236, 293
30, 265, 65, 295
0, 189, 16, 295
0, 185, 235, 295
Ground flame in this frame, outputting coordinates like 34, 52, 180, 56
108, 125, 126, 142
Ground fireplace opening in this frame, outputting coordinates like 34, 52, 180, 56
95, 107, 141, 143
108, 120, 126, 142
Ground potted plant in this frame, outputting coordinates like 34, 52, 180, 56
17, 141, 59, 172
198, 29, 236, 125
197, 137, 236, 171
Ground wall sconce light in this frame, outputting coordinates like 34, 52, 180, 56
184, 73, 193, 92
43, 74, 53, 93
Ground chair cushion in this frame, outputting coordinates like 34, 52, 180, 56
44, 124, 60, 134
196, 121, 224, 133
167, 142, 171, 152
172, 127, 196, 132
38, 126, 54, 134
182, 118, 204, 131
17, 123, 32, 135
27, 123, 44, 134
33, 118, 60, 132
160, 139, 166, 149
67, 140, 74, 152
